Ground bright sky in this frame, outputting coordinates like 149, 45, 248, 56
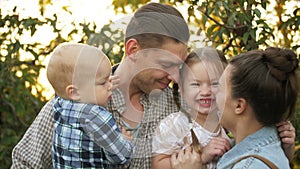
1, 0, 120, 22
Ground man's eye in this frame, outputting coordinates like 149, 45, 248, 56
161, 63, 183, 70
162, 64, 172, 68
98, 81, 106, 85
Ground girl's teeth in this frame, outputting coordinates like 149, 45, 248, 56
200, 100, 209, 104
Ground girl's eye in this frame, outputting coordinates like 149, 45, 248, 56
190, 82, 200, 86
211, 82, 219, 87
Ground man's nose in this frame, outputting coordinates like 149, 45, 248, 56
108, 81, 112, 91
167, 67, 180, 83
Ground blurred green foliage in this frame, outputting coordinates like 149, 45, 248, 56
1, 0, 299, 168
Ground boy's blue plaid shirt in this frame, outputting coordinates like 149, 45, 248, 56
52, 97, 134, 169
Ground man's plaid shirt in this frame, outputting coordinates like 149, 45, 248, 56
108, 87, 179, 169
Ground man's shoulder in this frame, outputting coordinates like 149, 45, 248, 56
11, 98, 55, 169
43, 97, 55, 111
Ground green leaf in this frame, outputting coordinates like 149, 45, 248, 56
222, 1, 230, 11
228, 12, 236, 26
253, 8, 261, 18
261, 1, 266, 9
242, 32, 249, 44
207, 24, 218, 36
13, 41, 20, 53
250, 29, 256, 39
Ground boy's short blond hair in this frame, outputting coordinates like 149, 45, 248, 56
46, 43, 108, 99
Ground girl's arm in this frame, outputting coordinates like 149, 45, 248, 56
152, 154, 172, 169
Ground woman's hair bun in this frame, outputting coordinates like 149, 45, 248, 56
262, 47, 298, 81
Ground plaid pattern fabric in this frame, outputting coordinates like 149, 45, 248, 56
11, 98, 55, 169
11, 88, 178, 169
52, 97, 134, 169
108, 87, 179, 169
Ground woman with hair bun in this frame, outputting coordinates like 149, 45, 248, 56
216, 47, 298, 168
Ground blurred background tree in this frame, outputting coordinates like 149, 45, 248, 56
0, 0, 299, 168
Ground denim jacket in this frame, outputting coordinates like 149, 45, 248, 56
217, 126, 290, 169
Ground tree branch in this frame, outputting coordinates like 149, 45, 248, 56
197, 2, 248, 31
2, 100, 28, 127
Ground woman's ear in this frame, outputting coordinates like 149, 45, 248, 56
66, 85, 80, 101
125, 38, 140, 61
235, 98, 247, 115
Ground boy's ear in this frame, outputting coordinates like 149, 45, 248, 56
235, 98, 246, 115
66, 85, 80, 101
125, 38, 141, 61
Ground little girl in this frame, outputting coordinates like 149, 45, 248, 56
152, 47, 230, 169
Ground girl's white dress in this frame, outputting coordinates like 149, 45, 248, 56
152, 111, 227, 169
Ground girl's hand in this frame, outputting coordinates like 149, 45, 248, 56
170, 146, 202, 169
110, 75, 120, 90
201, 137, 231, 164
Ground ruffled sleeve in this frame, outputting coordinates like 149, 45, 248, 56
152, 112, 192, 155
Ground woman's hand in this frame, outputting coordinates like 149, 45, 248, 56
276, 121, 295, 161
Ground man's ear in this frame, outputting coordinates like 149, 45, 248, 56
125, 38, 140, 61
235, 98, 247, 115
66, 85, 80, 101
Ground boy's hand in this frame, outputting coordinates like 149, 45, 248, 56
121, 126, 133, 142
